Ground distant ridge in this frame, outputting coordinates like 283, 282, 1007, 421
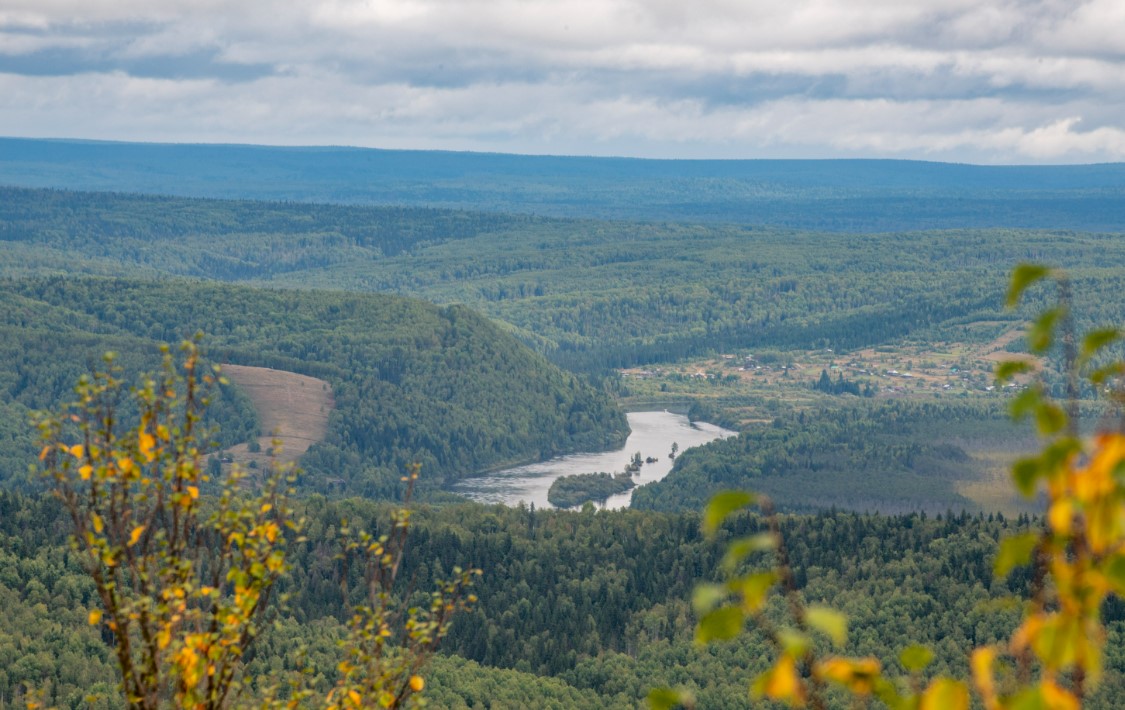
2, 137, 1125, 231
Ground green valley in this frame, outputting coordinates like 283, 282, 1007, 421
2, 144, 1124, 709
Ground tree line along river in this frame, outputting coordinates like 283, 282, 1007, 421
453, 411, 736, 509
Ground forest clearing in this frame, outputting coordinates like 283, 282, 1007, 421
219, 364, 334, 468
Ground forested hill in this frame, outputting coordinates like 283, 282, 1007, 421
3, 138, 1125, 231
4, 492, 1125, 708
9, 186, 1125, 373
0, 278, 628, 496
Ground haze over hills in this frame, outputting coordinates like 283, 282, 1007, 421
6, 184, 1125, 377
3, 137, 1125, 231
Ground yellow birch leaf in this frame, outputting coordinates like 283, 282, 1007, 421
128, 525, 145, 547
187, 485, 199, 500
91, 513, 104, 534
1012, 614, 1043, 653
920, 678, 968, 710
1086, 498, 1121, 554
1039, 680, 1080, 710
816, 657, 854, 685
78, 464, 93, 480
68, 444, 84, 459
1048, 499, 1073, 535
139, 431, 156, 462
266, 552, 284, 572
816, 657, 880, 695
971, 647, 998, 710
409, 675, 425, 692
756, 655, 804, 705
38, 446, 50, 461
88, 609, 102, 626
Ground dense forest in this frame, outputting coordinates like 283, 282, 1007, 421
2, 492, 1124, 708
632, 400, 1038, 515
3, 144, 1125, 708
7, 186, 1125, 373
0, 278, 627, 497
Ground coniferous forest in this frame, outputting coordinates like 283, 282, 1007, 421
2, 141, 1125, 707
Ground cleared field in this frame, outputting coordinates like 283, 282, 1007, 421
220, 364, 335, 468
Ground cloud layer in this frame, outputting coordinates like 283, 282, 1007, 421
2, 0, 1124, 162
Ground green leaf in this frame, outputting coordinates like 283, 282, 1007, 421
1011, 457, 1042, 497
1008, 686, 1052, 710
702, 490, 756, 536
728, 571, 777, 612
899, 644, 934, 672
720, 532, 776, 572
1091, 362, 1125, 385
777, 627, 810, 657
1034, 402, 1067, 436
874, 678, 909, 710
994, 533, 1038, 578
1080, 328, 1121, 367
696, 606, 744, 644
1105, 554, 1125, 595
1027, 307, 1061, 353
806, 605, 848, 647
1009, 387, 1041, 421
647, 688, 687, 710
1006, 264, 1050, 308
994, 359, 1032, 383
692, 582, 726, 615
1040, 437, 1082, 472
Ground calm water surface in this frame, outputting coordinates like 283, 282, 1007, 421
454, 411, 736, 509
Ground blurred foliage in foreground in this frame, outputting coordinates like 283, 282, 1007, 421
661, 265, 1125, 709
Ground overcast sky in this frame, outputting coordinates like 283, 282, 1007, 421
2, 0, 1124, 163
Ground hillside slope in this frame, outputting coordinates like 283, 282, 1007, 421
0, 278, 628, 496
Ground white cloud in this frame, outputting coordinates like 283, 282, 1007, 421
0, 0, 1123, 162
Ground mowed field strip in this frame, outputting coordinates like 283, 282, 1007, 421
220, 364, 335, 466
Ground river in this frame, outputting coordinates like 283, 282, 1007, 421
453, 411, 737, 509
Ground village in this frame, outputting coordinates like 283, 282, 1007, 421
619, 324, 1037, 413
